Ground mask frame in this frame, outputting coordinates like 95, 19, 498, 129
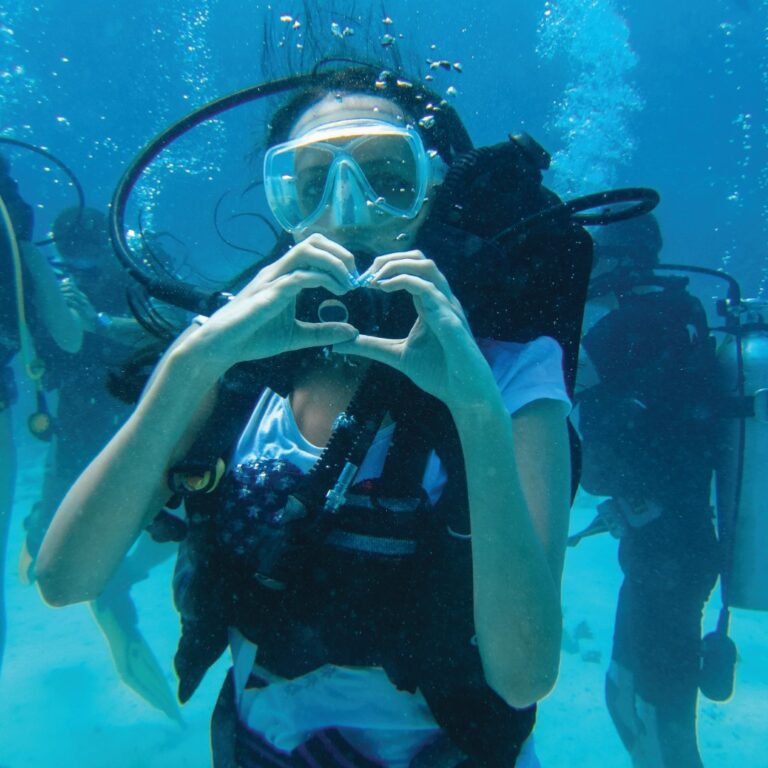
263, 119, 432, 235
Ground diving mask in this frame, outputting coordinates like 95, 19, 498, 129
263, 119, 433, 235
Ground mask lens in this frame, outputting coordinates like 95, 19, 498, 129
351, 134, 419, 210
264, 120, 429, 233
293, 145, 336, 217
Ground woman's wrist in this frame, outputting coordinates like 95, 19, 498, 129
445, 353, 506, 422
449, 389, 509, 435
168, 332, 229, 389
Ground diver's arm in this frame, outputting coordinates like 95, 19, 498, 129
332, 250, 568, 707
21, 241, 83, 353
451, 396, 569, 709
36, 337, 222, 606
58, 278, 147, 346
98, 315, 150, 346
37, 234, 360, 606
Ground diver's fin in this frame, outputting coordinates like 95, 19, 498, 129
89, 593, 183, 724
17, 538, 34, 585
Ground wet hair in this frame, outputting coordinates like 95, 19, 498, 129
260, 3, 472, 164
266, 65, 472, 166
261, 2, 409, 81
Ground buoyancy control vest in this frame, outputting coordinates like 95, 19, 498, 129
172, 368, 539, 767
158, 136, 593, 767
417, 135, 592, 396
578, 276, 719, 502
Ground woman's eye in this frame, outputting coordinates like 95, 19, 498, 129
297, 170, 328, 203
373, 173, 404, 190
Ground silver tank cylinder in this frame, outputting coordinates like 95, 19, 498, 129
716, 300, 768, 611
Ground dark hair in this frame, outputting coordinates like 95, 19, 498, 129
261, 2, 410, 80
265, 65, 473, 165
259, 4, 471, 164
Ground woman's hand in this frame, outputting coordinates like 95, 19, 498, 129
181, 234, 359, 373
332, 250, 498, 411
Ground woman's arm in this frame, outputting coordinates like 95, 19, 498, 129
451, 396, 569, 709
21, 242, 83, 353
332, 250, 571, 708
36, 337, 222, 606
37, 233, 361, 606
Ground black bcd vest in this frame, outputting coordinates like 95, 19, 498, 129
158, 136, 593, 767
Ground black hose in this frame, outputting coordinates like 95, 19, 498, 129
108, 72, 354, 316
0, 137, 86, 246
656, 263, 741, 304
492, 187, 660, 244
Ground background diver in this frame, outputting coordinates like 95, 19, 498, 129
18, 205, 181, 721
574, 214, 721, 768
0, 153, 82, 679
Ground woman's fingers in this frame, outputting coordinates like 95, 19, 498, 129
360, 251, 468, 326
251, 234, 357, 293
361, 250, 446, 285
368, 256, 454, 299
364, 249, 426, 273
299, 233, 358, 272
291, 320, 359, 352
213, 268, 350, 332
270, 268, 352, 299
282, 244, 355, 288
375, 273, 469, 333
332, 334, 404, 369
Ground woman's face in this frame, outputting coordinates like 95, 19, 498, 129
285, 93, 442, 258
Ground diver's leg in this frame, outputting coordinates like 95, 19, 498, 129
0, 403, 16, 675
625, 521, 717, 768
608, 575, 671, 768
211, 669, 239, 768
605, 579, 643, 755
630, 592, 704, 768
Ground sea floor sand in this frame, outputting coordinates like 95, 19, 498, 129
1, 444, 765, 767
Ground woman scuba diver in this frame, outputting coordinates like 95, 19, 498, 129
37, 63, 580, 767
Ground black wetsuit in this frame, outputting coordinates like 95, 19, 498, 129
578, 282, 720, 768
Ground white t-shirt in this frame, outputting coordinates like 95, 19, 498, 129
226, 336, 568, 767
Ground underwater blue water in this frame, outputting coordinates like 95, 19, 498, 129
1, 1, 767, 766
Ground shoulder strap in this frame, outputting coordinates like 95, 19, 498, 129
166, 362, 266, 499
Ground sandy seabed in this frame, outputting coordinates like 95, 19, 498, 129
1, 440, 766, 768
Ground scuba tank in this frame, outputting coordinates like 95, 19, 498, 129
715, 298, 768, 612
